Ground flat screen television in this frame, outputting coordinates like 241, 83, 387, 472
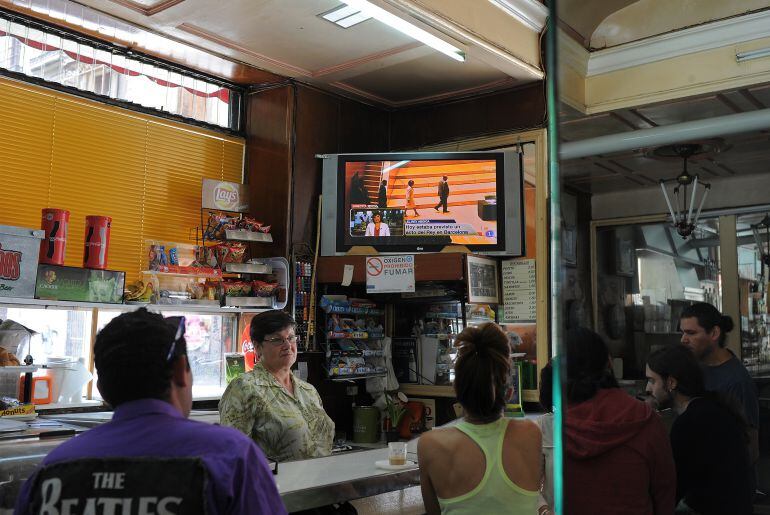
320, 151, 524, 256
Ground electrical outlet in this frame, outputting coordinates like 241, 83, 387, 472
346, 386, 358, 396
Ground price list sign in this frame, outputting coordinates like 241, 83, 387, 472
501, 259, 536, 323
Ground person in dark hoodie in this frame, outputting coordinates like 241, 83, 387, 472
564, 328, 675, 515
646, 344, 752, 515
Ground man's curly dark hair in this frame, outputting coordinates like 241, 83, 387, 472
94, 308, 187, 407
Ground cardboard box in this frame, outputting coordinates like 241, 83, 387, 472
0, 403, 35, 418
36, 265, 125, 304
0, 225, 44, 298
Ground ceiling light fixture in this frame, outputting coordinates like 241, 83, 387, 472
340, 0, 465, 62
736, 47, 770, 62
657, 144, 711, 239
321, 4, 372, 28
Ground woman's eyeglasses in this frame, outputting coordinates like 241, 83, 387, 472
165, 316, 186, 362
262, 335, 298, 346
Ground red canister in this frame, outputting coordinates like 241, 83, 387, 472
40, 208, 70, 265
83, 216, 111, 269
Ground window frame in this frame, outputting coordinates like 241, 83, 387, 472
0, 7, 244, 134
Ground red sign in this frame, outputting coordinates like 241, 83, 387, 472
0, 244, 21, 281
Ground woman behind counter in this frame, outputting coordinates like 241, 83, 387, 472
219, 310, 334, 462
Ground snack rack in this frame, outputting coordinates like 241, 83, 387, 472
199, 205, 288, 309
319, 295, 387, 381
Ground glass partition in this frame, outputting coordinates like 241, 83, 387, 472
736, 213, 769, 373
593, 218, 722, 387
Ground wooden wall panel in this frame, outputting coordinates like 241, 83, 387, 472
389, 82, 546, 151
291, 85, 389, 249
338, 100, 390, 153
292, 86, 340, 247
245, 81, 546, 257
244, 86, 293, 257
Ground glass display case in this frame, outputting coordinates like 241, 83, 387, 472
0, 302, 245, 403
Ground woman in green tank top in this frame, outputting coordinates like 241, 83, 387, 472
417, 322, 542, 514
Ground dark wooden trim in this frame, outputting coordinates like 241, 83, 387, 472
316, 253, 465, 284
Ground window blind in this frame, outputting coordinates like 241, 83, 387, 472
0, 77, 244, 284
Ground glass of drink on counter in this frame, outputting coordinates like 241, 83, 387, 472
388, 442, 407, 466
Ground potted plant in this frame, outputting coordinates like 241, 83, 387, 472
384, 392, 408, 442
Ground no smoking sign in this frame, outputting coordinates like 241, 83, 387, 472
366, 255, 415, 293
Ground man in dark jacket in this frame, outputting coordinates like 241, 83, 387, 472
377, 180, 387, 208
679, 302, 759, 464
647, 344, 752, 515
434, 176, 449, 213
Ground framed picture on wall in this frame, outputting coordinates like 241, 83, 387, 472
467, 255, 500, 304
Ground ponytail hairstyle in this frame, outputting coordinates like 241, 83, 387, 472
454, 323, 511, 420
565, 328, 618, 404
681, 302, 734, 348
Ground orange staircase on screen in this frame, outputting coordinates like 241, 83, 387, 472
385, 161, 496, 210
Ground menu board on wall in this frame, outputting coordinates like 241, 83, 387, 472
501, 259, 536, 323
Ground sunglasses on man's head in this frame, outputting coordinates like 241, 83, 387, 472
165, 316, 186, 362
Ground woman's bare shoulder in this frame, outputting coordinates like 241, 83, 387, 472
418, 427, 462, 452
506, 418, 542, 443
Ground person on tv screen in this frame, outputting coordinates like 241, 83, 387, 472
378, 180, 388, 208
365, 211, 390, 237
434, 176, 449, 213
350, 171, 369, 204
405, 179, 419, 217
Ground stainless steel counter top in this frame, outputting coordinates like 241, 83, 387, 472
277, 442, 420, 512
0, 411, 419, 513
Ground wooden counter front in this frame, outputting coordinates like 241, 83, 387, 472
316, 253, 465, 284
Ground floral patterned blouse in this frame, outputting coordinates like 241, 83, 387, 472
219, 362, 334, 462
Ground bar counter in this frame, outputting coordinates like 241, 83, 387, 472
0, 411, 420, 513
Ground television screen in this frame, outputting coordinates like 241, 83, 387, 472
321, 151, 523, 255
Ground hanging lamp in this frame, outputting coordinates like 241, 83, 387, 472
656, 144, 712, 239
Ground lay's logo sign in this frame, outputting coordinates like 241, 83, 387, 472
0, 244, 21, 281
214, 183, 239, 210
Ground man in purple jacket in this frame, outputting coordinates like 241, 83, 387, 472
15, 308, 286, 515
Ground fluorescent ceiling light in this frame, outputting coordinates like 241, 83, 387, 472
337, 11, 372, 28
736, 47, 770, 62
340, 0, 465, 62
321, 4, 372, 28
